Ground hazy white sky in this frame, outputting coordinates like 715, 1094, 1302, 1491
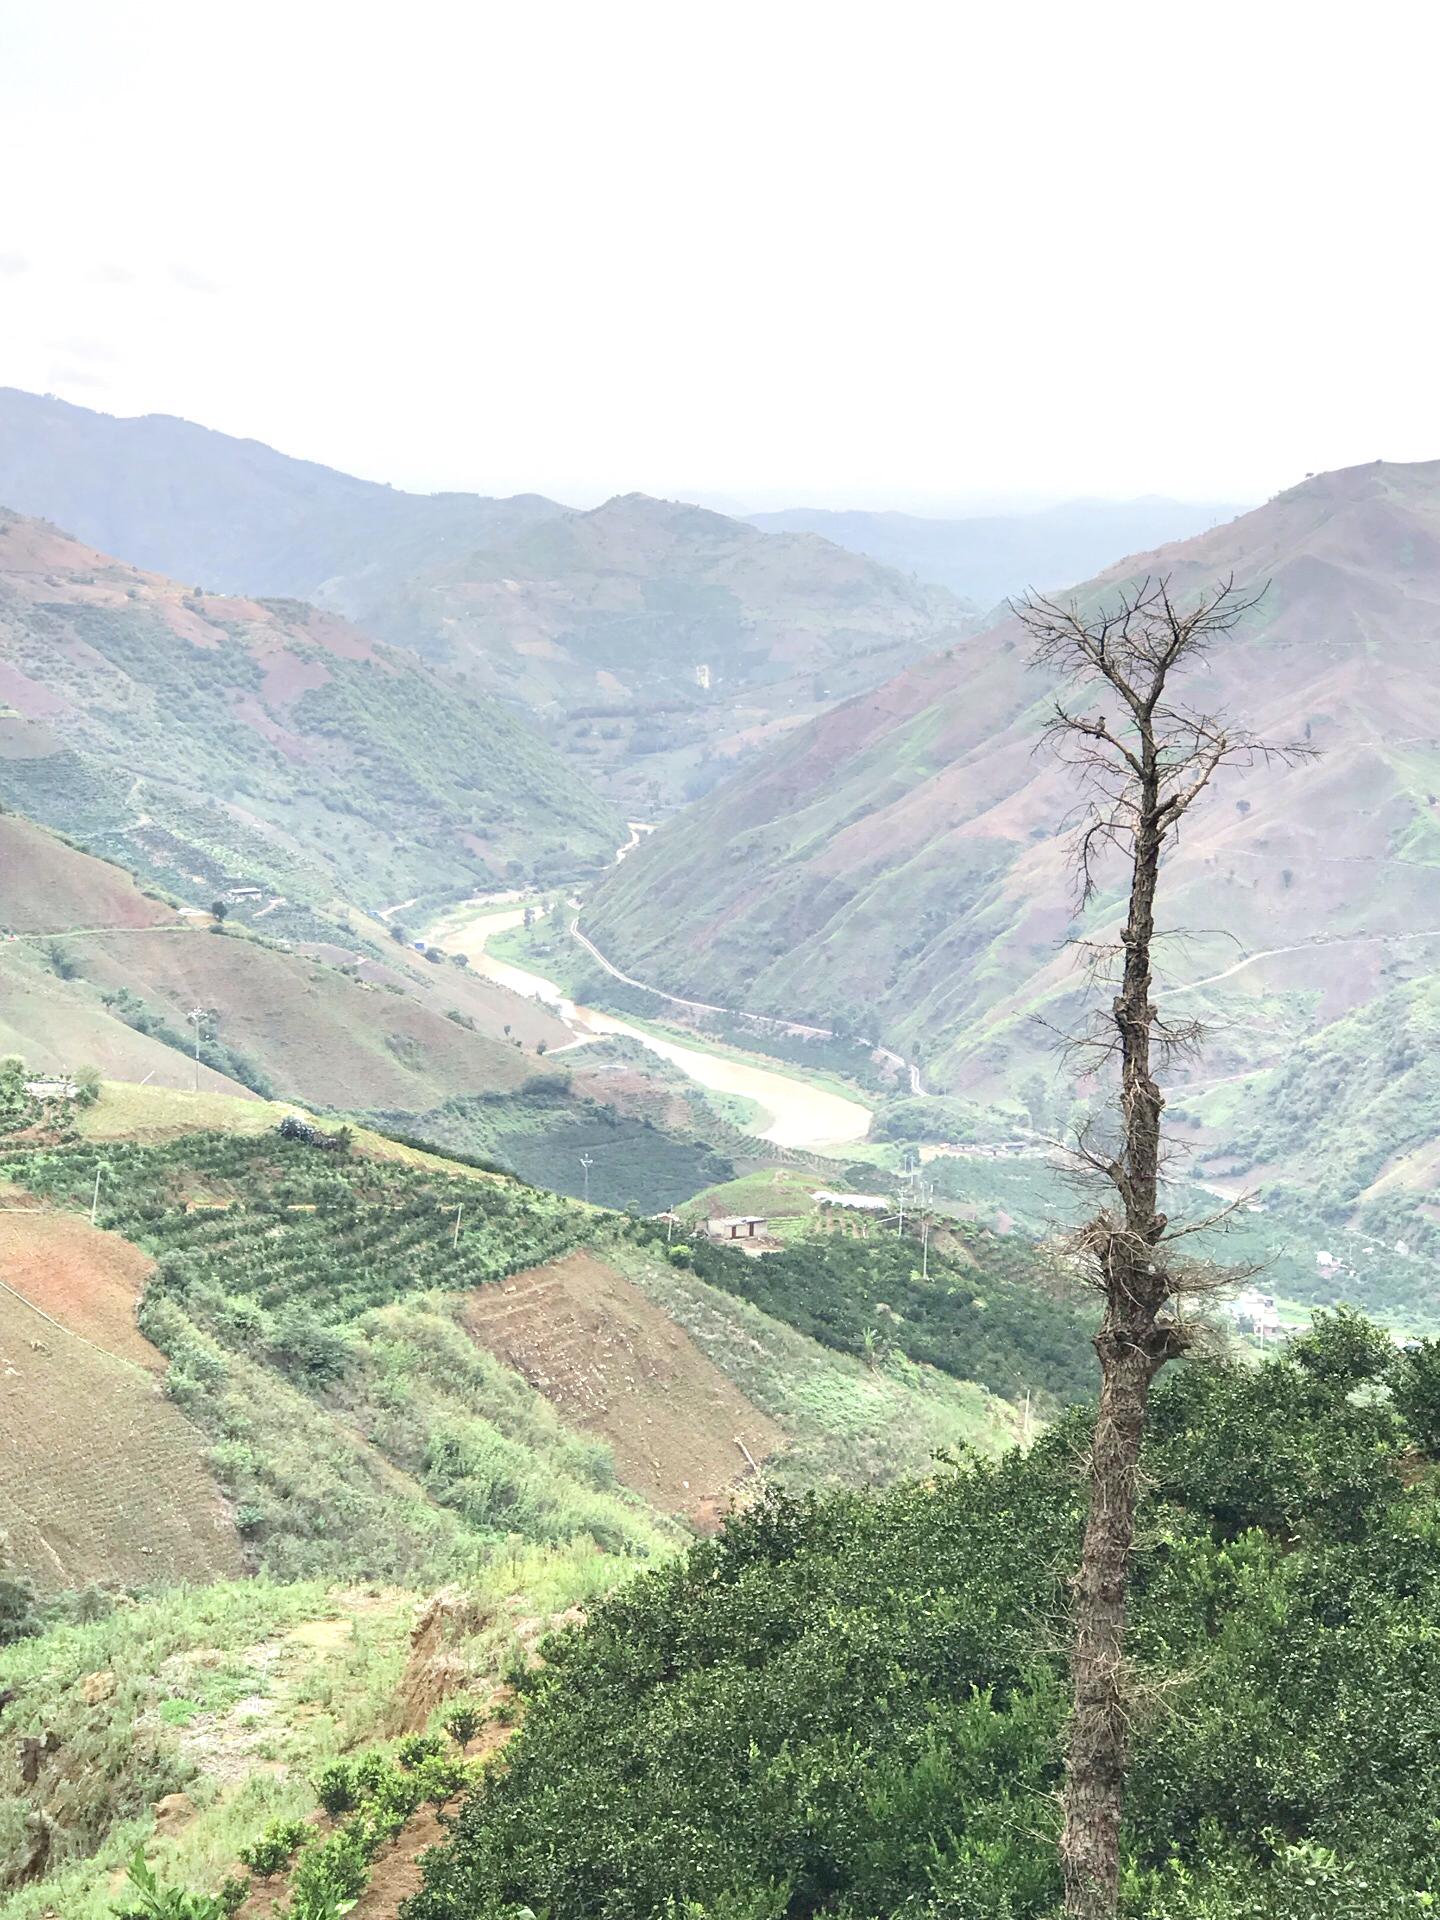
1, 0, 1436, 511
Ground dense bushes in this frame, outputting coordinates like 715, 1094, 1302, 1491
676, 1223, 1095, 1407
405, 1328, 1440, 1919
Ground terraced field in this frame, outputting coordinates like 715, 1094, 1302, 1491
460, 1250, 782, 1525
0, 1283, 243, 1592
6, 1132, 588, 1322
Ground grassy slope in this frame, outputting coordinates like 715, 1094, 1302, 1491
613, 1246, 1020, 1488
0, 1541, 632, 1920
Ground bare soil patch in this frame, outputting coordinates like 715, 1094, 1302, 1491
0, 814, 175, 933
0, 1289, 243, 1592
0, 1211, 160, 1370
461, 1250, 781, 1524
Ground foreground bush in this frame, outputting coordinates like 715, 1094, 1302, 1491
406, 1324, 1440, 1919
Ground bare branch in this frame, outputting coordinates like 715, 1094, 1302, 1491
1015, 573, 1315, 1917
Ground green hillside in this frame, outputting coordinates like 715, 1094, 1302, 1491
0, 1078, 1103, 1917
584, 459, 1440, 1217
0, 508, 621, 936
1166, 975, 1440, 1322
407, 1323, 1440, 1919
0, 1116, 1083, 1586
0, 392, 973, 811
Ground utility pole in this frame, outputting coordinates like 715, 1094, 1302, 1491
452, 1203, 463, 1249
187, 1005, 207, 1092
90, 1162, 103, 1225
920, 1215, 931, 1281
579, 1152, 593, 1205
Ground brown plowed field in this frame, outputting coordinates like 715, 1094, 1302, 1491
0, 812, 177, 933
460, 1251, 782, 1525
0, 1269, 243, 1593
0, 1211, 160, 1370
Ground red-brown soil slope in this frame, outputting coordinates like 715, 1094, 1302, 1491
0, 1216, 242, 1589
0, 503, 620, 919
460, 1250, 782, 1524
0, 814, 176, 935
0, 1211, 159, 1370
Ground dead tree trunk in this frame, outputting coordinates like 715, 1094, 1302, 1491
1014, 577, 1308, 1919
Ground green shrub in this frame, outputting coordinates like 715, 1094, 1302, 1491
443, 1701, 483, 1748
313, 1759, 359, 1815
110, 1846, 233, 1919
397, 1731, 445, 1770
1394, 1338, 1440, 1452
404, 1338, 1440, 1920
239, 1817, 311, 1878
413, 1754, 472, 1805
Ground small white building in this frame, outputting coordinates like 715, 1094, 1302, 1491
705, 1215, 768, 1241
24, 1078, 77, 1100
1231, 1288, 1282, 1338
1315, 1250, 1338, 1271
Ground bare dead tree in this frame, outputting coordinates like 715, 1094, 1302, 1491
1012, 576, 1313, 1920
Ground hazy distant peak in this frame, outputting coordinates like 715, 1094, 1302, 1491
747, 496, 1253, 605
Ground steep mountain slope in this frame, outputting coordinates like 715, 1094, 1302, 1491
0, 810, 571, 1110
0, 1214, 246, 1593
0, 391, 972, 808
354, 492, 967, 809
586, 458, 1440, 1148
749, 496, 1247, 606
0, 1107, 1078, 1594
0, 508, 621, 931
0, 814, 817, 1219
0, 1091, 1091, 1918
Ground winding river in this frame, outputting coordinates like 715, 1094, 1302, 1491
437, 903, 873, 1155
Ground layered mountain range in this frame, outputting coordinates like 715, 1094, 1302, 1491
587, 458, 1440, 1220
0, 390, 970, 808
748, 497, 1247, 607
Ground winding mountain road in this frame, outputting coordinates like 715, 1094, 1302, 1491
1158, 926, 1440, 999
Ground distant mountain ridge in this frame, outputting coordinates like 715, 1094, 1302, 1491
0, 389, 972, 809
0, 384, 568, 595
748, 497, 1249, 606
